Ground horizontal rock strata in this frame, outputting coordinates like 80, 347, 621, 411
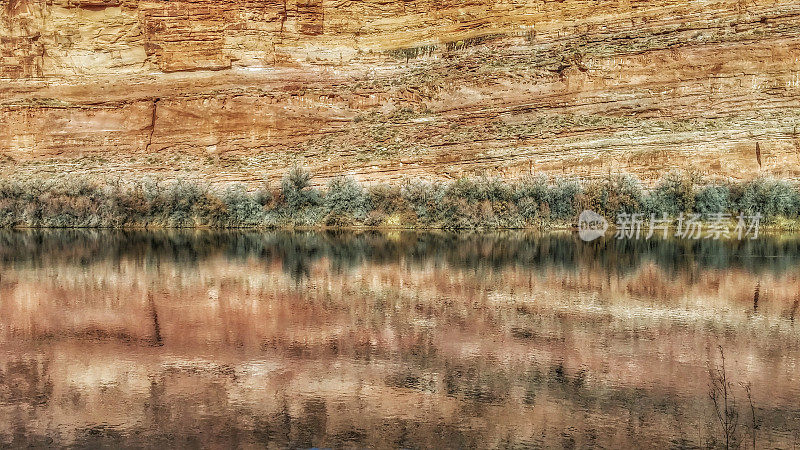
1, 0, 800, 185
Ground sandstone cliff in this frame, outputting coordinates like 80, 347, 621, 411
2, 0, 800, 185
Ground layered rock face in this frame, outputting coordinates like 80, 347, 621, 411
1, 0, 800, 185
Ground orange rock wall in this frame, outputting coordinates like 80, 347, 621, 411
1, 0, 800, 185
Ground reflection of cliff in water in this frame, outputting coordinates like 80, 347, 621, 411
1, 230, 799, 447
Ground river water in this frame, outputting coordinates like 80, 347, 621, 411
1, 230, 799, 448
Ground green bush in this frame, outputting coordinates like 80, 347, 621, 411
446, 178, 483, 203
368, 184, 405, 215
584, 174, 643, 219
548, 178, 581, 221
642, 171, 696, 216
16, 177, 111, 227
324, 176, 371, 225
513, 175, 549, 221
281, 167, 321, 210
0, 169, 798, 229
255, 180, 274, 207
437, 177, 521, 228
163, 179, 207, 227
733, 177, 800, 218
401, 179, 446, 224
481, 177, 514, 203
446, 177, 514, 204
222, 184, 264, 227
693, 184, 730, 216
512, 175, 581, 222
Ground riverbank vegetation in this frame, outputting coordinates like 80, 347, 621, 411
0, 169, 798, 229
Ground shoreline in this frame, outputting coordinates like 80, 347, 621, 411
2, 169, 799, 231
4, 222, 800, 234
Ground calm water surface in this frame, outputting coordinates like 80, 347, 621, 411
1, 230, 799, 448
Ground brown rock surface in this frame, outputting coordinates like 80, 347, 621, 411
1, 0, 800, 185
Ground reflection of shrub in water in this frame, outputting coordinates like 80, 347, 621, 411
3, 230, 800, 281
443, 363, 511, 404
0, 357, 53, 406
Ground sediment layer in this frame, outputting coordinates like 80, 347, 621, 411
2, 0, 800, 185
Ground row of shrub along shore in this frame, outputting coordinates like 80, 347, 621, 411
1, 169, 799, 230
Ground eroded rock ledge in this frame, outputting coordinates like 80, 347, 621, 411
2, 0, 800, 185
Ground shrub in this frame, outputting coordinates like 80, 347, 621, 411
584, 174, 643, 219
222, 184, 264, 227
440, 177, 519, 228
0, 168, 799, 229
255, 180, 274, 207
324, 176, 371, 224
281, 167, 320, 210
401, 179, 446, 224
694, 184, 731, 216
548, 178, 581, 221
368, 184, 405, 215
733, 177, 800, 218
29, 177, 111, 227
482, 177, 514, 203
363, 210, 387, 227
114, 182, 150, 226
447, 178, 484, 202
163, 179, 206, 227
643, 171, 697, 216
446, 177, 514, 203
513, 175, 549, 221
